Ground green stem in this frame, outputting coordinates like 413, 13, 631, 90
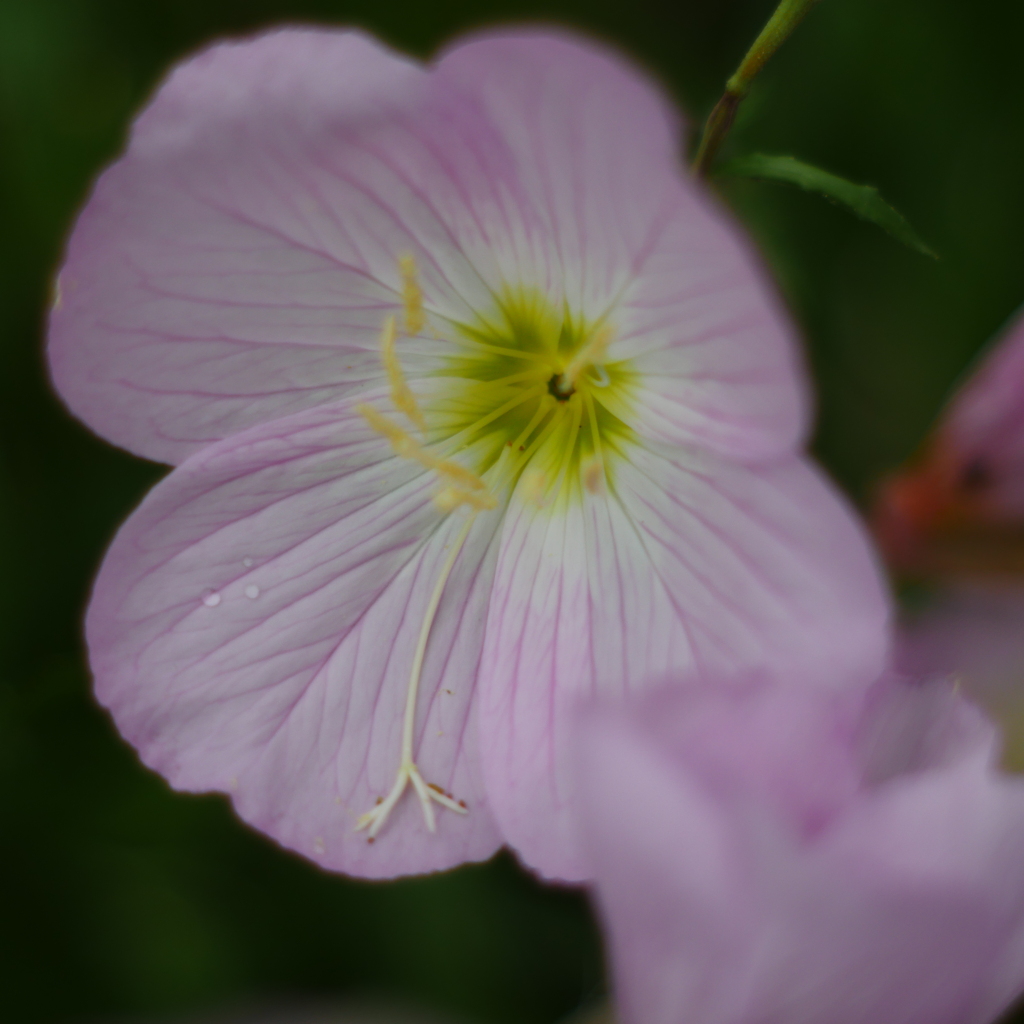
693, 0, 823, 177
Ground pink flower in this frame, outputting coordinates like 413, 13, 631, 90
577, 675, 1024, 1024
870, 304, 1024, 765
874, 306, 1024, 573
934, 305, 1024, 522
48, 27, 889, 880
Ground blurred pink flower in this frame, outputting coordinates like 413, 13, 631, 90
872, 303, 1024, 764
874, 305, 1024, 572
578, 674, 1024, 1024
48, 27, 889, 880
934, 305, 1024, 521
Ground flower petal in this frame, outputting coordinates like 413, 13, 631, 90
943, 307, 1024, 515
437, 32, 808, 459
478, 448, 890, 880
856, 671, 999, 784
51, 27, 808, 467
49, 28, 534, 463
764, 764, 1024, 1024
579, 681, 1024, 1024
87, 392, 504, 877
577, 707, 759, 1024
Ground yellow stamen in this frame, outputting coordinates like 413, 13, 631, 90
433, 485, 497, 513
549, 396, 584, 499
380, 316, 427, 432
357, 404, 490, 495
462, 368, 545, 391
448, 335, 555, 365
399, 254, 425, 336
480, 398, 559, 498
557, 325, 613, 394
511, 396, 557, 452
438, 384, 548, 454
516, 398, 565, 467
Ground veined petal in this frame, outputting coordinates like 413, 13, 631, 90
612, 203, 808, 460
49, 29, 537, 464
86, 393, 503, 877
435, 31, 681, 321
52, 28, 808, 467
478, 449, 890, 880
437, 32, 808, 459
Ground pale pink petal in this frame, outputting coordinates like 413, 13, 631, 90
610, 206, 807, 461
52, 28, 807, 467
768, 764, 1024, 1024
943, 307, 1024, 515
578, 679, 1024, 1024
437, 33, 807, 460
856, 670, 998, 783
577, 710, 758, 1024
49, 28, 535, 463
87, 391, 503, 877
479, 450, 890, 880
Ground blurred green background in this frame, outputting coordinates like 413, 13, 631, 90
3, 0, 1024, 1021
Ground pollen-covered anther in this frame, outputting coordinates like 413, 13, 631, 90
357, 404, 496, 513
399, 253, 426, 336
380, 315, 427, 432
584, 457, 606, 495
434, 484, 498, 513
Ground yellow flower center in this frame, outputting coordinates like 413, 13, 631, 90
437, 287, 637, 504
362, 257, 637, 513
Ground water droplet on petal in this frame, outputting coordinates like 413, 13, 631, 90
244, 584, 260, 600
201, 589, 221, 607
242, 557, 254, 568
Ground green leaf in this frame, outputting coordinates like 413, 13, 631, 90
718, 153, 938, 259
